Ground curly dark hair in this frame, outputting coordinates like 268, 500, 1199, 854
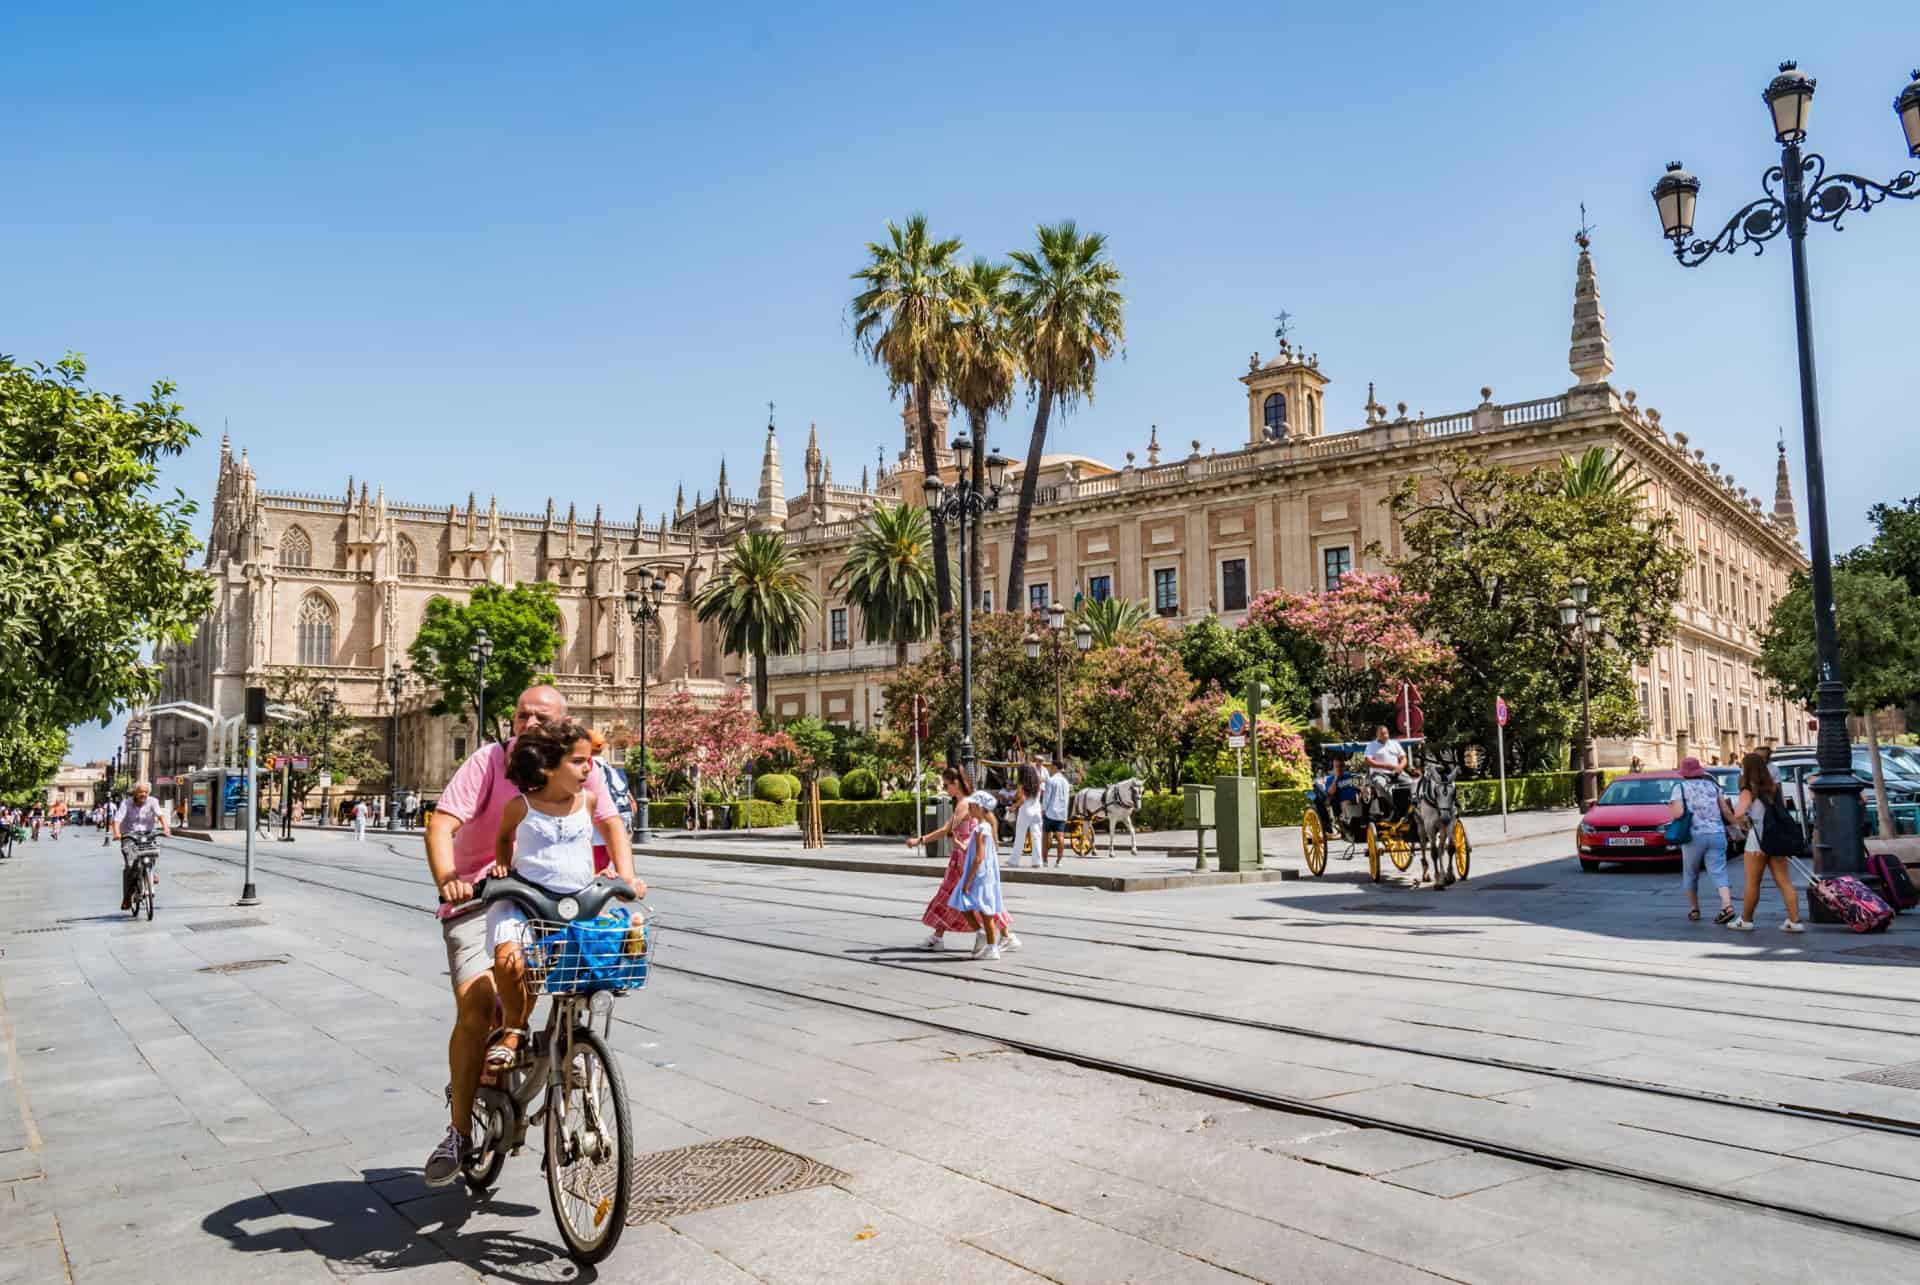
507, 717, 593, 793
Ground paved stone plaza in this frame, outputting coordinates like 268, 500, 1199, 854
6, 820, 1920, 1282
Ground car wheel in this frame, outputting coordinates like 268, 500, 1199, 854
1579, 858, 1601, 872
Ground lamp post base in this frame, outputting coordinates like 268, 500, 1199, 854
635, 798, 650, 847
237, 883, 259, 906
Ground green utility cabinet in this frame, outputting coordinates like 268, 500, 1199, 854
1183, 784, 1216, 869
1213, 774, 1261, 872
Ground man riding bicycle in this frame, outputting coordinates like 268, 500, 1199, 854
111, 781, 172, 910
421, 684, 646, 1188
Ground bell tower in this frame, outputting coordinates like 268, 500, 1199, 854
1239, 340, 1330, 444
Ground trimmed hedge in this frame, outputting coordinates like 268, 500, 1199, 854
816, 776, 842, 801
753, 773, 799, 803
840, 767, 880, 801
819, 799, 919, 835
646, 798, 795, 829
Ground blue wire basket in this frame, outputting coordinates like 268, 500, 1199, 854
524, 905, 655, 995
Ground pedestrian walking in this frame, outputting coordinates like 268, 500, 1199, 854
1669, 756, 1737, 925
351, 799, 369, 842
906, 766, 1018, 952
949, 790, 1008, 959
1729, 750, 1805, 932
1039, 756, 1071, 866
1008, 763, 1044, 869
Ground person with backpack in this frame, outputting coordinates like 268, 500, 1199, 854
1669, 757, 1738, 925
1729, 749, 1805, 933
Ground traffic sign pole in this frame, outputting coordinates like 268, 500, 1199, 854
1495, 696, 1510, 835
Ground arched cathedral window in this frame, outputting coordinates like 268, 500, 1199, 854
634, 627, 663, 678
297, 592, 336, 666
1263, 393, 1287, 439
280, 525, 313, 568
396, 534, 418, 575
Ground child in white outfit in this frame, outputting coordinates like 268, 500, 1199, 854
485, 717, 601, 1070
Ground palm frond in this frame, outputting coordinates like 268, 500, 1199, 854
1559, 447, 1647, 499
1072, 595, 1151, 647
829, 502, 938, 646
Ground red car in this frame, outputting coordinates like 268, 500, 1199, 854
1576, 771, 1685, 870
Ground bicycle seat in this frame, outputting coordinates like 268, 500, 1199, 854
474, 873, 635, 923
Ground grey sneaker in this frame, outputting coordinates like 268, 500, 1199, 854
1727, 917, 1756, 932
1782, 920, 1806, 933
423, 1124, 466, 1188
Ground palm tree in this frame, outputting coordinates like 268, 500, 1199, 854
1005, 221, 1125, 611
947, 258, 1020, 610
1073, 595, 1151, 647
694, 530, 820, 716
1559, 446, 1647, 499
850, 215, 963, 615
830, 502, 937, 669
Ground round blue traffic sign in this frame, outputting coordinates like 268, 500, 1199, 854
1227, 710, 1248, 734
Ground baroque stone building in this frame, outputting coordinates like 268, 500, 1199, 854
153, 240, 1807, 793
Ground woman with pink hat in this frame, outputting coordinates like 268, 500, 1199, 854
1669, 756, 1739, 924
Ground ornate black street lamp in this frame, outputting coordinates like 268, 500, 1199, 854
468, 627, 494, 747
1558, 579, 1604, 808
316, 687, 336, 828
925, 436, 1010, 780
1025, 600, 1093, 766
624, 568, 667, 845
1651, 62, 1920, 874
384, 666, 408, 833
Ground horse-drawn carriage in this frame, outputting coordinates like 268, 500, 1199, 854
1301, 738, 1470, 886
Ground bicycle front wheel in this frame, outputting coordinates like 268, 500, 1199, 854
143, 869, 155, 921
545, 1026, 632, 1263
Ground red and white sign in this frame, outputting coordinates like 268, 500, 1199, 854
1496, 696, 1509, 728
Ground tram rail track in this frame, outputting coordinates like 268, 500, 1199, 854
165, 839, 1920, 1246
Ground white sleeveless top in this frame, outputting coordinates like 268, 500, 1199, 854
512, 796, 596, 893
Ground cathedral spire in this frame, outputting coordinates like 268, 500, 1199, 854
804, 422, 822, 488
1569, 219, 1614, 387
674, 483, 686, 521
754, 420, 787, 531
717, 456, 730, 499
1773, 433, 1799, 537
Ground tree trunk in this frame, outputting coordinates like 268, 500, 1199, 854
917, 380, 953, 617
1866, 714, 1896, 840
753, 648, 769, 718
968, 409, 987, 611
1006, 383, 1054, 613
896, 637, 909, 671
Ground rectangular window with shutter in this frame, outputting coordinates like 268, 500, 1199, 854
1220, 558, 1248, 612
1154, 568, 1178, 616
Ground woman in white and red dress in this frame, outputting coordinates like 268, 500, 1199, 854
906, 766, 1017, 952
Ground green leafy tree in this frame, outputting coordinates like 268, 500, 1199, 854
1175, 614, 1311, 719
1073, 595, 1151, 648
850, 214, 964, 615
948, 258, 1020, 608
882, 611, 1055, 767
1843, 495, 1920, 596
407, 582, 563, 742
695, 530, 820, 715
0, 355, 211, 778
1386, 452, 1687, 771
1758, 568, 1920, 836
777, 714, 837, 781
0, 720, 66, 797
1066, 624, 1192, 788
257, 666, 386, 807
830, 502, 937, 669
1558, 446, 1647, 499
1005, 221, 1125, 611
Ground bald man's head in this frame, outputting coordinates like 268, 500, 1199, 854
513, 685, 566, 738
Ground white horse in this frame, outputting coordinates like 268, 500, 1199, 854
1413, 765, 1461, 889
1071, 778, 1146, 856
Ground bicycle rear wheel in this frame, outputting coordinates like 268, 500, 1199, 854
143, 867, 155, 920
545, 1026, 632, 1263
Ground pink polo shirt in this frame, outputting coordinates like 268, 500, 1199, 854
435, 740, 618, 919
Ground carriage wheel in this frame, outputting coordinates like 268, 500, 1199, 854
1365, 825, 1382, 883
1452, 820, 1471, 881
1301, 811, 1328, 877
1069, 820, 1093, 857
1386, 826, 1415, 873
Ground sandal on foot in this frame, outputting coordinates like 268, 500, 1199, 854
1714, 907, 1736, 925
1687, 908, 1701, 921
484, 1028, 528, 1072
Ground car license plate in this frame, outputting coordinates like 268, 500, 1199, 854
1607, 837, 1646, 848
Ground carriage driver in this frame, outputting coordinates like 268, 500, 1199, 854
1363, 725, 1420, 788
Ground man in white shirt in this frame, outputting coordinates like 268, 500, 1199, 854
111, 782, 172, 910
351, 799, 369, 841
1364, 725, 1416, 785
1039, 757, 1071, 864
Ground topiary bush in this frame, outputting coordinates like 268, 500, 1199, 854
815, 775, 842, 801
840, 767, 880, 801
753, 773, 798, 804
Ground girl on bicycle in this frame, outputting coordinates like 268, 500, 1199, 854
485, 717, 606, 1070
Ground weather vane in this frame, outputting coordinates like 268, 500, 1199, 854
767, 399, 775, 423
1575, 202, 1597, 250
1273, 310, 1293, 344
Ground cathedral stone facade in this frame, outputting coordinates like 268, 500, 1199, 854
150, 241, 1808, 796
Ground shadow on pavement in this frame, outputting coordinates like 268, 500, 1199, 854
202, 1169, 587, 1282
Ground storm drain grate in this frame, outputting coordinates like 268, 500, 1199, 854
1844, 1060, 1920, 1090
627, 1136, 847, 1225
197, 958, 287, 975
187, 917, 268, 933
12, 926, 70, 935
1843, 945, 1920, 963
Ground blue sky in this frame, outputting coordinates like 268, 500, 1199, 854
8, 3, 1915, 762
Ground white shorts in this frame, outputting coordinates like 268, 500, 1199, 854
486, 901, 538, 954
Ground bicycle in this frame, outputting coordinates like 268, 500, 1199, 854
461, 873, 652, 1264
123, 833, 160, 920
